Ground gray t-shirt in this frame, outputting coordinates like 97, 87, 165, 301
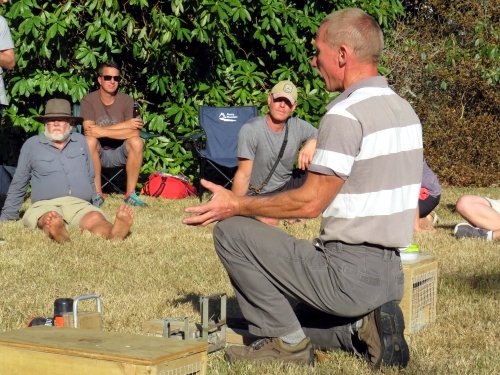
0, 16, 14, 106
238, 116, 318, 194
422, 159, 441, 197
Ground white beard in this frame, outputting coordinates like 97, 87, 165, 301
44, 126, 71, 142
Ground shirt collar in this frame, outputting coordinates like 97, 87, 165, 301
325, 76, 389, 111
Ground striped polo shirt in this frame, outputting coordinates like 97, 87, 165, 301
309, 76, 423, 249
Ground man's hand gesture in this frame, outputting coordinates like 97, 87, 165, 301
183, 180, 239, 226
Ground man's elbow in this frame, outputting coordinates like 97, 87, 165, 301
6, 58, 15, 70
301, 201, 323, 219
1, 51, 15, 70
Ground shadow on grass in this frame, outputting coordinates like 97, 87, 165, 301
437, 224, 458, 230
441, 271, 500, 296
445, 203, 457, 213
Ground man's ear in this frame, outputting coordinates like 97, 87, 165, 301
291, 102, 297, 112
338, 45, 348, 66
267, 94, 273, 106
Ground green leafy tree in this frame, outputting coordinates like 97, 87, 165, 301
1, 0, 405, 181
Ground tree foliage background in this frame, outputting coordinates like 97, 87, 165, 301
386, 0, 500, 187
0, 0, 498, 186
0, 0, 404, 180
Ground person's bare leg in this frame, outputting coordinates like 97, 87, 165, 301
86, 136, 103, 192
455, 195, 500, 230
79, 204, 133, 240
420, 215, 433, 228
414, 206, 436, 233
38, 212, 70, 243
125, 136, 144, 193
285, 218, 306, 225
255, 216, 280, 226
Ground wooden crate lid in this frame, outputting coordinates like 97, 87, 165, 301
0, 327, 207, 365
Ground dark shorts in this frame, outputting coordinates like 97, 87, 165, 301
419, 194, 440, 217
99, 142, 128, 168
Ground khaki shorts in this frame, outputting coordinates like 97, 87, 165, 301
23, 196, 108, 229
484, 197, 500, 214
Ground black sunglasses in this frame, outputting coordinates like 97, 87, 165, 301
101, 75, 122, 82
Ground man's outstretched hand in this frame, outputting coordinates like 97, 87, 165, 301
183, 180, 239, 226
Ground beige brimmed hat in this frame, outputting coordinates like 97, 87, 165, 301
271, 80, 298, 105
33, 99, 83, 123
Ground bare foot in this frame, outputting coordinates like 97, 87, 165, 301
414, 226, 437, 234
255, 216, 279, 226
42, 212, 70, 243
110, 204, 134, 240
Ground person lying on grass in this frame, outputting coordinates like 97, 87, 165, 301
0, 99, 133, 243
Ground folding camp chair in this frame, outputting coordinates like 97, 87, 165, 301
180, 105, 258, 201
72, 104, 159, 194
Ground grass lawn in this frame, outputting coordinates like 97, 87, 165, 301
0, 187, 499, 374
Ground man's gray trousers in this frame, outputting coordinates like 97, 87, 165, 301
213, 216, 404, 351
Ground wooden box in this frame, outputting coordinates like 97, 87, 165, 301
0, 326, 207, 375
400, 253, 438, 335
62, 311, 102, 330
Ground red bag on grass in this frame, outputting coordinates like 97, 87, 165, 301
141, 172, 197, 199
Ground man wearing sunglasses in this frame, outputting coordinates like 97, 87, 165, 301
80, 61, 147, 207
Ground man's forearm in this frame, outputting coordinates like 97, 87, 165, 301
237, 173, 343, 220
0, 189, 25, 221
237, 189, 316, 219
99, 127, 139, 140
231, 173, 250, 196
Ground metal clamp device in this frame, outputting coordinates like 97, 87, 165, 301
72, 294, 102, 329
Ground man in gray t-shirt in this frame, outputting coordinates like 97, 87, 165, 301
232, 80, 318, 200
0, 10, 14, 245
0, 13, 14, 110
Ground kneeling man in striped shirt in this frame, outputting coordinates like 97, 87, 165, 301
183, 8, 422, 370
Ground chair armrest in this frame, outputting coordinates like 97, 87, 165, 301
140, 131, 161, 140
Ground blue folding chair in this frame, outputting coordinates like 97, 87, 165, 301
181, 105, 258, 201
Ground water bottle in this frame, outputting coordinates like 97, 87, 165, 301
133, 101, 141, 119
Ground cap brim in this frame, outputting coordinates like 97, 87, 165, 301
272, 93, 296, 105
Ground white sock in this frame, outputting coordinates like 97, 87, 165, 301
281, 328, 306, 346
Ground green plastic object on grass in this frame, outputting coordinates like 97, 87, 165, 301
405, 244, 420, 252
400, 244, 420, 261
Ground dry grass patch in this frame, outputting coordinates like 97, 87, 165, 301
1, 188, 500, 374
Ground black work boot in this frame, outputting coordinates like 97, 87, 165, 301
380, 301, 409, 368
358, 301, 409, 370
